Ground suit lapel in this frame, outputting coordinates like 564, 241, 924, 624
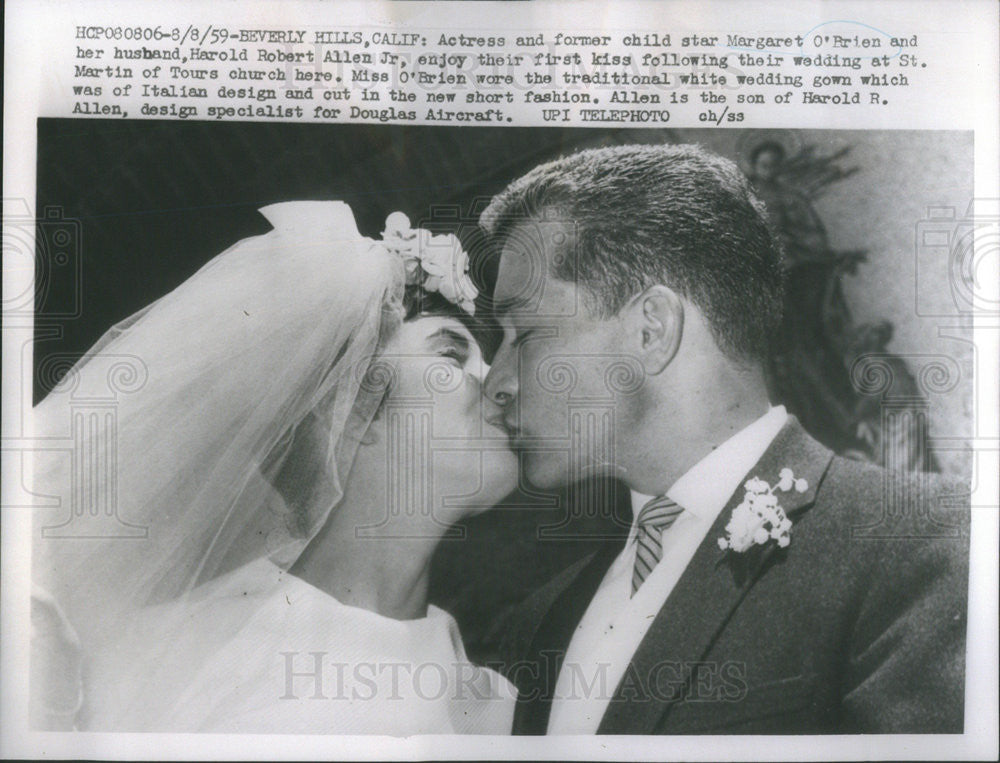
597, 417, 833, 734
513, 541, 622, 735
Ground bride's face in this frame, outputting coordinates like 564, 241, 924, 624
376, 314, 518, 518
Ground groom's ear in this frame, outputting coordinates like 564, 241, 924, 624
625, 285, 684, 375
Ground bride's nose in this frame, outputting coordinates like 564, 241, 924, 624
466, 356, 490, 385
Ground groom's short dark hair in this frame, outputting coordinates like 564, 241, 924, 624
479, 143, 785, 362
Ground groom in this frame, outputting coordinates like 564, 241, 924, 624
480, 144, 969, 734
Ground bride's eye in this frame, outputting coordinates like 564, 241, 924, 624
438, 344, 471, 368
428, 327, 472, 368
440, 347, 464, 363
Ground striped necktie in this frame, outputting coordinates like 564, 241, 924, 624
631, 496, 684, 596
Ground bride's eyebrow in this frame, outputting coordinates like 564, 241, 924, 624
426, 327, 471, 352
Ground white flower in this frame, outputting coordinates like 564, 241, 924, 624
778, 467, 794, 492
418, 231, 478, 314
383, 211, 412, 238
719, 467, 801, 553
378, 214, 478, 314
719, 501, 766, 553
417, 231, 455, 279
380, 212, 423, 284
755, 492, 779, 510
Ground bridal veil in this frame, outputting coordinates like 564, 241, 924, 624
30, 201, 406, 728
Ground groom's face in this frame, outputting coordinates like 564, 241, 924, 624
486, 217, 631, 489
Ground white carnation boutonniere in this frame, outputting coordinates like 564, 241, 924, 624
380, 212, 479, 315
717, 468, 808, 554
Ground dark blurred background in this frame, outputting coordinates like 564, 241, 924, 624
34, 119, 694, 369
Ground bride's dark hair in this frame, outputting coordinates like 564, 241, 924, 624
400, 284, 498, 360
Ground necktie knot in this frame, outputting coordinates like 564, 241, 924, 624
636, 495, 683, 530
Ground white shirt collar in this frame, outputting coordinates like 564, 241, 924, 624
630, 405, 788, 526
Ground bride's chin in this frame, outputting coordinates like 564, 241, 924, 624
438, 448, 519, 517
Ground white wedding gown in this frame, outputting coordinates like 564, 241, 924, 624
32, 201, 515, 734
81, 558, 515, 734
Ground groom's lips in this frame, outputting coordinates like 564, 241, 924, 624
485, 420, 513, 438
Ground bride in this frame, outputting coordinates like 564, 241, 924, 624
30, 201, 519, 734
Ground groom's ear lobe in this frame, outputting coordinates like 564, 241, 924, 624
628, 285, 684, 375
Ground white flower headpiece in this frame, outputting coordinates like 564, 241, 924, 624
378, 212, 478, 315
717, 468, 808, 553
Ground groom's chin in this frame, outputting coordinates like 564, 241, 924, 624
520, 452, 569, 491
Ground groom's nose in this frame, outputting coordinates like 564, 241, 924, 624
483, 342, 517, 410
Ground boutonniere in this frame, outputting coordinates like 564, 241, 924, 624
717, 468, 808, 553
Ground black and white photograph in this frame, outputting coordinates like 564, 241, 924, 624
3, 1, 998, 760
26, 121, 975, 734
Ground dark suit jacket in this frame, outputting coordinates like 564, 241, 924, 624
500, 417, 970, 734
